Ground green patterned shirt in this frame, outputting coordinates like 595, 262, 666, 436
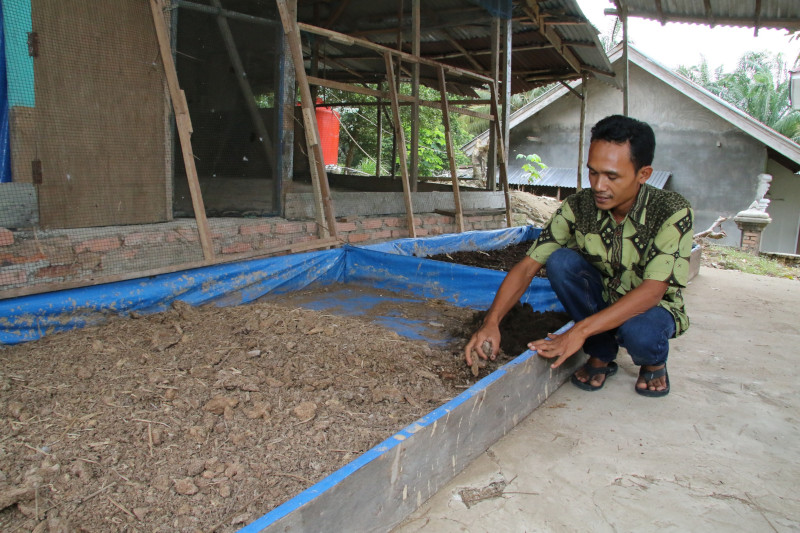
527, 184, 694, 336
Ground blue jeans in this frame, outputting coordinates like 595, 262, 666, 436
545, 248, 675, 366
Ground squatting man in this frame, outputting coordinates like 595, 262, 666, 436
465, 115, 694, 397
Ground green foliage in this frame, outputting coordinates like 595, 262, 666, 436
676, 52, 800, 143
515, 153, 548, 182
319, 84, 472, 177
457, 85, 556, 137
704, 244, 800, 280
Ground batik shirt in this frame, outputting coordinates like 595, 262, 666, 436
527, 184, 694, 336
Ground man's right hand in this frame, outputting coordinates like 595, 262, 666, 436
464, 323, 501, 366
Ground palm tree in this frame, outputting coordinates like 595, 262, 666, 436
677, 52, 800, 143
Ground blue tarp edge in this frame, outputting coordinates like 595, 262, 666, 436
238, 319, 574, 532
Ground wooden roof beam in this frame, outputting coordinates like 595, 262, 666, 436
522, 1, 584, 76
297, 21, 494, 83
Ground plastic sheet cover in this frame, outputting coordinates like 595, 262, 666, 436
0, 228, 557, 345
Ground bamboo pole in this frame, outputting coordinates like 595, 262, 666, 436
295, 22, 493, 84
489, 82, 512, 228
577, 73, 587, 192
410, 0, 420, 192
437, 67, 464, 232
385, 52, 416, 238
276, 0, 338, 239
149, 0, 214, 261
210, 0, 276, 171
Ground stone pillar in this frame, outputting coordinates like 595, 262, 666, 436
734, 218, 770, 254
733, 173, 773, 254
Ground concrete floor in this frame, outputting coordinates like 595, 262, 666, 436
394, 267, 800, 532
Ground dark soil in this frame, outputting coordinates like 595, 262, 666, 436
467, 304, 570, 358
427, 241, 547, 276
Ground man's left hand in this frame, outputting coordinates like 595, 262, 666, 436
528, 329, 586, 369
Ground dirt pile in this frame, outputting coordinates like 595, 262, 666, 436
0, 299, 476, 532
510, 191, 561, 227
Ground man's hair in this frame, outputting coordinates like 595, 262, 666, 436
590, 115, 655, 172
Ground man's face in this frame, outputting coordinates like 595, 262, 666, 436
587, 140, 652, 220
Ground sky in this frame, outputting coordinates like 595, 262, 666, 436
575, 0, 800, 73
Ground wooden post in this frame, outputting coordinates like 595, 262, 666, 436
149, 0, 215, 261
437, 67, 464, 233
276, 0, 338, 239
622, 8, 629, 117
375, 86, 383, 176
487, 18, 499, 192
210, 0, 275, 171
410, 0, 420, 192
385, 52, 417, 238
577, 72, 587, 192
501, 16, 512, 172
490, 82, 512, 228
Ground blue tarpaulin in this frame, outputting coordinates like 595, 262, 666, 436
0, 227, 557, 345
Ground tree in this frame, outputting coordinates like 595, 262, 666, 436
323, 84, 472, 177
676, 52, 800, 143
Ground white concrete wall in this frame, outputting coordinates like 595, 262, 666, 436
508, 62, 785, 250
762, 160, 800, 254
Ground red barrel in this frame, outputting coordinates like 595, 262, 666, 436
315, 100, 340, 166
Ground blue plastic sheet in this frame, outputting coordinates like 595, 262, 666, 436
0, 228, 558, 345
363, 225, 540, 256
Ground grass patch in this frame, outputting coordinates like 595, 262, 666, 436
702, 244, 800, 280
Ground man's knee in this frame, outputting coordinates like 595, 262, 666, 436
618, 309, 675, 364
545, 248, 584, 282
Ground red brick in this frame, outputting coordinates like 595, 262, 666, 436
369, 229, 392, 241
124, 232, 164, 246
239, 223, 272, 236
347, 233, 371, 243
362, 218, 385, 230
222, 242, 253, 254
391, 229, 407, 238
75, 237, 121, 253
423, 216, 442, 226
415, 228, 429, 236
35, 264, 79, 280
0, 228, 13, 246
0, 252, 46, 265
305, 222, 318, 234
274, 222, 305, 234
210, 226, 240, 239
336, 222, 357, 232
166, 229, 199, 243
383, 217, 403, 227
0, 269, 26, 286
177, 228, 199, 242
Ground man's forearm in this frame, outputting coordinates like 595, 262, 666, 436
571, 279, 668, 339
483, 256, 542, 326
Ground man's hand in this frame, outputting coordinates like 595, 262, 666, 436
464, 323, 501, 366
528, 328, 587, 369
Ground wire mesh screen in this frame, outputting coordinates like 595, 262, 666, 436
0, 0, 286, 295
173, 1, 282, 218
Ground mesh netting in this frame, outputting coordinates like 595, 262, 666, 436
0, 0, 285, 294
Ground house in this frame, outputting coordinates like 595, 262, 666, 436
467, 45, 800, 254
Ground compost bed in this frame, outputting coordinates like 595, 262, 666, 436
0, 278, 567, 532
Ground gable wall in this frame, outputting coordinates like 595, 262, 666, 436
509, 62, 779, 249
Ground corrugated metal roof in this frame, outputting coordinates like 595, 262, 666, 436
289, 0, 616, 96
508, 167, 671, 189
617, 0, 800, 31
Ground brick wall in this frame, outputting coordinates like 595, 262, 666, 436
0, 212, 510, 296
